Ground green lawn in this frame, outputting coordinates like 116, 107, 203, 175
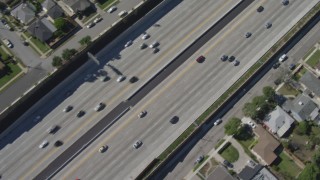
0, 62, 22, 88
276, 151, 302, 178
303, 47, 316, 60
97, 0, 119, 10
306, 50, 320, 68
30, 37, 50, 53
277, 84, 300, 96
220, 144, 239, 163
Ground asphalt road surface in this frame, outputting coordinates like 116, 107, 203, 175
49, 0, 318, 179
0, 0, 239, 179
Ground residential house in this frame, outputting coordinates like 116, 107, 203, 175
63, 0, 91, 15
42, 0, 64, 21
11, 3, 35, 24
238, 164, 278, 180
300, 71, 320, 99
252, 125, 281, 165
287, 94, 320, 122
207, 165, 235, 180
27, 18, 57, 42
264, 106, 295, 137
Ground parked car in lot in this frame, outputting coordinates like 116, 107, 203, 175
54, 140, 63, 147
118, 10, 127, 18
107, 6, 117, 13
133, 140, 142, 149
129, 76, 139, 83
39, 140, 49, 149
282, 0, 289, 6
289, 63, 296, 70
153, 47, 160, 54
272, 62, 281, 69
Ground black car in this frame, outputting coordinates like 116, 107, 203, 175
1, 18, 7, 25
223, 160, 233, 168
257, 6, 264, 12
220, 55, 228, 61
153, 47, 160, 54
47, 125, 60, 134
77, 110, 85, 117
228, 56, 235, 62
63, 105, 73, 112
282, 0, 289, 6
54, 140, 63, 147
170, 116, 179, 124
289, 63, 296, 70
272, 62, 280, 69
129, 76, 139, 83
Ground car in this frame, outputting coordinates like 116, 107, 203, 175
107, 6, 117, 13
214, 118, 222, 126
223, 160, 233, 168
94, 102, 105, 111
2, 38, 13, 48
141, 33, 150, 40
117, 75, 125, 82
272, 62, 281, 69
220, 55, 228, 61
289, 63, 296, 70
86, 22, 95, 28
63, 105, 73, 112
77, 110, 85, 118
54, 140, 63, 147
140, 43, 147, 49
118, 10, 128, 18
170, 116, 179, 124
278, 54, 287, 62
129, 76, 139, 83
99, 145, 108, 153
257, 6, 264, 12
39, 140, 49, 149
228, 55, 235, 62
138, 110, 147, 118
233, 60, 240, 66
282, 0, 289, 6
100, 75, 109, 82
47, 125, 59, 134
248, 121, 256, 128
265, 22, 272, 29
196, 55, 205, 63
93, 17, 102, 23
153, 47, 160, 54
245, 32, 252, 38
133, 140, 143, 149
247, 160, 256, 167
125, 40, 133, 48
274, 78, 282, 85
195, 155, 204, 164
149, 41, 159, 48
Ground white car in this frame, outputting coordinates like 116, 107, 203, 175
278, 54, 287, 62
141, 33, 150, 40
94, 102, 105, 111
107, 6, 117, 13
149, 41, 159, 48
86, 22, 95, 28
138, 111, 147, 118
99, 145, 108, 153
93, 17, 102, 23
2, 38, 13, 48
214, 118, 222, 126
124, 40, 133, 48
248, 121, 256, 128
117, 75, 125, 82
39, 140, 49, 149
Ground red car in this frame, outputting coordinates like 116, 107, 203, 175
196, 55, 205, 63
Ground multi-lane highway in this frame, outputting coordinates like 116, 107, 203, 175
0, 0, 240, 179
0, 0, 318, 179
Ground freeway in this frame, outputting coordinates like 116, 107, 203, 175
0, 0, 238, 179
53, 0, 318, 179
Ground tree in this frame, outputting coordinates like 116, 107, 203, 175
242, 102, 258, 119
313, 149, 320, 168
263, 86, 276, 101
298, 121, 311, 135
79, 36, 92, 46
54, 18, 67, 31
224, 117, 241, 135
52, 56, 63, 67
62, 49, 77, 60
298, 163, 319, 180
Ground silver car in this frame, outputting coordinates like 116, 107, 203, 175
94, 102, 105, 111
133, 140, 143, 149
117, 75, 125, 82
149, 41, 159, 48
39, 140, 49, 149
107, 6, 117, 13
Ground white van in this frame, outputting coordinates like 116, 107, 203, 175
118, 10, 127, 18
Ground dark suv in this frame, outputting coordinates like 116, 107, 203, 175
196, 55, 205, 63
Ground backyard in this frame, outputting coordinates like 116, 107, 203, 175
272, 151, 302, 179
